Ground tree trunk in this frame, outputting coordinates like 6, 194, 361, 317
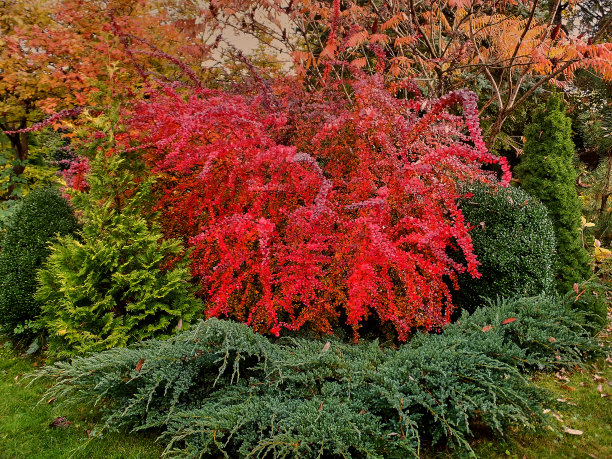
599, 151, 612, 216
4, 131, 29, 199
485, 111, 506, 151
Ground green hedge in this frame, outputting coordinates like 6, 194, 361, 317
454, 183, 557, 311
0, 188, 78, 336
35, 294, 604, 458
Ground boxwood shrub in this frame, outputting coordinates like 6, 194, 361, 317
0, 187, 79, 337
453, 183, 557, 312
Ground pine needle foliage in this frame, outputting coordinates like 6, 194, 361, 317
454, 183, 557, 311
516, 94, 591, 292
0, 187, 78, 336
36, 150, 202, 359
34, 295, 605, 458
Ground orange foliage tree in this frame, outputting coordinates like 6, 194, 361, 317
192, 0, 612, 148
0, 0, 207, 198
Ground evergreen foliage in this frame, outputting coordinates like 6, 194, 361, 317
36, 152, 202, 358
516, 94, 591, 292
454, 183, 557, 311
0, 187, 78, 336
567, 279, 609, 332
35, 295, 604, 458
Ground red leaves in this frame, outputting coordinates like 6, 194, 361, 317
49, 416, 71, 428
501, 318, 517, 325
118, 73, 509, 341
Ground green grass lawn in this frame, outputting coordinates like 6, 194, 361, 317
0, 343, 163, 459
1, 342, 610, 459
469, 358, 612, 459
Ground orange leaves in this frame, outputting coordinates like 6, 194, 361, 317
394, 36, 417, 48
345, 30, 369, 48
380, 13, 407, 32
1, 0, 207, 134
482, 318, 517, 331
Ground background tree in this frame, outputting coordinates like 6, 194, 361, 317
192, 0, 612, 151
0, 0, 207, 199
566, 0, 612, 38
516, 94, 591, 291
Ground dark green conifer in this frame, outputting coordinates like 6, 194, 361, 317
516, 94, 591, 292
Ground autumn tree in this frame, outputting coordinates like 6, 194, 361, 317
0, 0, 208, 198
189, 0, 612, 150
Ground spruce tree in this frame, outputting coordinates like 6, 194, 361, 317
516, 94, 590, 292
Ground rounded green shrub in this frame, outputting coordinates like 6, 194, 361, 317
453, 183, 557, 311
0, 187, 79, 336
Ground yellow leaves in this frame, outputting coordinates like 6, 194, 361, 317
581, 216, 595, 229
594, 239, 612, 262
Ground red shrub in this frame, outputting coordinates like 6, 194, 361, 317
120, 75, 509, 340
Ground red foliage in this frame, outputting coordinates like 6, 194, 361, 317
61, 156, 91, 193
119, 75, 509, 340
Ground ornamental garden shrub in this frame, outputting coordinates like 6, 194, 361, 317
36, 151, 202, 359
566, 279, 609, 332
0, 187, 79, 337
120, 73, 510, 341
516, 94, 591, 292
453, 182, 557, 312
34, 294, 604, 458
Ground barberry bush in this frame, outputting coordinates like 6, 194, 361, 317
121, 74, 510, 340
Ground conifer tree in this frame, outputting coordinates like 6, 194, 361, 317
37, 145, 202, 358
516, 94, 591, 291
